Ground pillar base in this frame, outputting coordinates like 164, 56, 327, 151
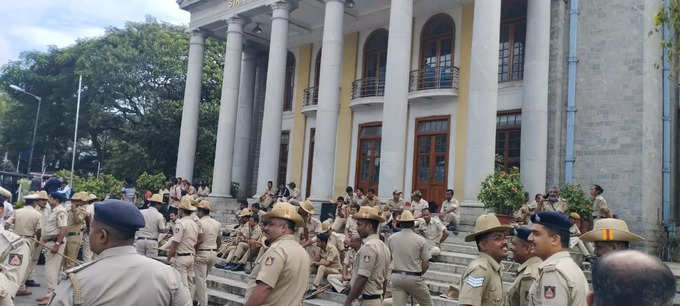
460, 200, 487, 228
205, 196, 241, 225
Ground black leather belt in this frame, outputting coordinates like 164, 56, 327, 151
392, 270, 422, 276
362, 294, 381, 300
67, 232, 80, 237
44, 237, 59, 242
176, 253, 193, 256
198, 248, 216, 251
136, 237, 157, 241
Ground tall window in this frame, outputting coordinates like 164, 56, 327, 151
420, 14, 455, 89
314, 48, 322, 87
283, 52, 295, 112
495, 110, 521, 172
355, 123, 381, 194
413, 116, 450, 205
498, 0, 527, 82
359, 29, 389, 97
277, 131, 290, 186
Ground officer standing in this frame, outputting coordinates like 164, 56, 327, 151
459, 214, 512, 306
244, 202, 310, 305
506, 227, 542, 306
10, 191, 43, 296
579, 218, 643, 257
50, 199, 191, 305
388, 210, 433, 306
344, 206, 390, 306
24, 191, 48, 289
63, 192, 89, 270
36, 192, 68, 305
166, 197, 200, 294
0, 218, 31, 305
528, 212, 588, 306
135, 194, 167, 257
80, 193, 98, 262
194, 199, 222, 306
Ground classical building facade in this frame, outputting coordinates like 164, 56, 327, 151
175, 0, 679, 248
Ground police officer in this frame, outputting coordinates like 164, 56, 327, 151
298, 200, 321, 260
416, 208, 448, 257
24, 191, 48, 290
344, 206, 391, 306
166, 196, 200, 293
135, 193, 167, 257
80, 193, 98, 262
309, 232, 342, 292
528, 212, 588, 306
10, 191, 43, 296
36, 192, 68, 305
50, 199, 191, 305
194, 199, 221, 306
63, 192, 89, 270
0, 218, 31, 305
540, 187, 569, 214
507, 227, 542, 306
579, 218, 643, 257
225, 208, 262, 271
244, 202, 310, 305
388, 210, 433, 306
459, 214, 512, 306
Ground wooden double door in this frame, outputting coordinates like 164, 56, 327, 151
413, 117, 450, 206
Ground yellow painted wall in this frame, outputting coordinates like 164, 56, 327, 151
288, 44, 313, 187
332, 32, 359, 198
453, 3, 473, 201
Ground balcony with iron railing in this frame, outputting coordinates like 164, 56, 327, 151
349, 77, 385, 108
301, 86, 319, 115
408, 65, 459, 100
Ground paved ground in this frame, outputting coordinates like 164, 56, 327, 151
15, 263, 48, 306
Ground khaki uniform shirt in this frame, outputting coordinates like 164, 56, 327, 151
417, 218, 445, 246
361, 197, 380, 208
528, 251, 588, 306
320, 244, 342, 270
385, 199, 405, 212
50, 246, 191, 306
411, 199, 430, 218
197, 216, 222, 249
351, 234, 391, 296
345, 193, 361, 206
240, 224, 263, 242
387, 228, 430, 272
459, 252, 505, 306
542, 198, 569, 214
66, 206, 87, 234
289, 188, 300, 200
345, 217, 359, 238
0, 229, 31, 297
592, 195, 608, 218
136, 206, 167, 239
297, 218, 320, 241
171, 216, 200, 254
246, 234, 310, 305
43, 205, 68, 238
11, 205, 41, 237
507, 256, 542, 306
441, 199, 459, 215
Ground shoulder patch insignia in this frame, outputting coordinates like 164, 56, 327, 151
8, 253, 22, 266
544, 286, 556, 299
363, 255, 371, 263
265, 256, 274, 266
466, 276, 484, 288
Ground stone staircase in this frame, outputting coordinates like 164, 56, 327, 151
207, 228, 680, 306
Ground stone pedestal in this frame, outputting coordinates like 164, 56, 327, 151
207, 196, 242, 226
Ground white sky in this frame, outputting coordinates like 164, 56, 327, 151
0, 0, 190, 66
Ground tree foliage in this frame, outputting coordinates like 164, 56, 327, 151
136, 171, 169, 194
55, 169, 124, 200
0, 18, 225, 183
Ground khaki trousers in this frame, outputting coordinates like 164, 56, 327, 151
360, 298, 383, 306
172, 255, 195, 292
194, 250, 217, 306
313, 265, 340, 287
332, 217, 346, 232
63, 234, 82, 270
391, 274, 433, 306
81, 233, 93, 261
327, 273, 346, 292
44, 241, 66, 296
135, 239, 159, 257
441, 212, 459, 225
226, 242, 249, 263
20, 239, 38, 291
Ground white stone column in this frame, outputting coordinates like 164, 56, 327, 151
463, 0, 502, 202
232, 49, 257, 192
256, 1, 290, 193
211, 17, 244, 197
377, 0, 413, 199
176, 30, 205, 181
520, 0, 550, 196
309, 0, 345, 202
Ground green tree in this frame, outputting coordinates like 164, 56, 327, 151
0, 19, 224, 183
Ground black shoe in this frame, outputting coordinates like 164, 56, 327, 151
192, 300, 199, 306
25, 280, 40, 287
304, 289, 315, 299
340, 287, 350, 295
232, 264, 244, 272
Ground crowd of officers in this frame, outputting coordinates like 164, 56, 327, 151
0, 178, 674, 306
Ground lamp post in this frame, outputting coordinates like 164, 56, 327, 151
9, 85, 41, 174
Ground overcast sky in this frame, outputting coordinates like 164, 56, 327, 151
0, 0, 190, 66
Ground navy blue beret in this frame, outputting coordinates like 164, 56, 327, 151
94, 199, 145, 232
531, 212, 570, 232
49, 192, 67, 201
512, 227, 532, 242
43, 177, 62, 195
